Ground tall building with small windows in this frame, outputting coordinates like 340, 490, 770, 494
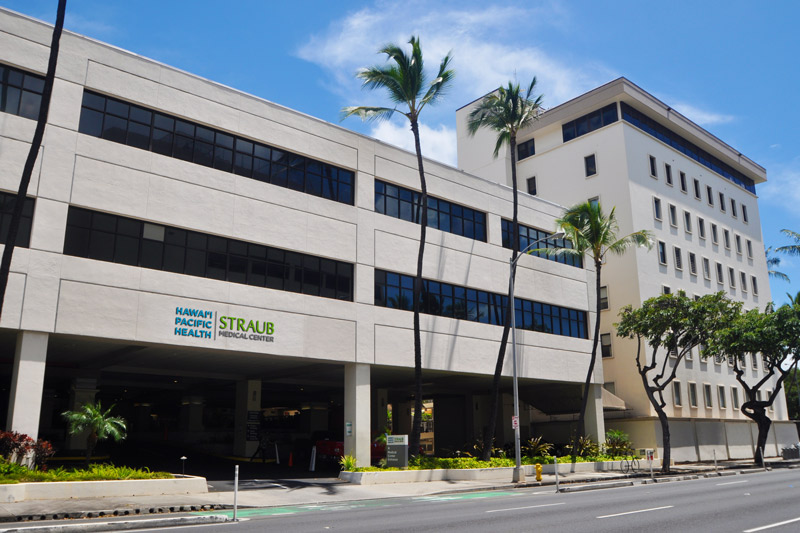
457, 77, 796, 461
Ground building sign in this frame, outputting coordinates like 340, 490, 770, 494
246, 410, 261, 442
173, 306, 275, 343
386, 434, 408, 468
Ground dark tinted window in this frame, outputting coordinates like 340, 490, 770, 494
517, 138, 535, 160
562, 103, 618, 143
0, 64, 45, 120
500, 219, 582, 268
0, 192, 35, 249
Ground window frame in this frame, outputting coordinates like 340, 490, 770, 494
716, 262, 724, 284
684, 211, 692, 234
649, 155, 658, 178
719, 192, 726, 213
702, 257, 711, 280
526, 176, 537, 196
689, 252, 697, 276
658, 241, 667, 265
703, 383, 713, 408
735, 234, 742, 255
731, 198, 738, 218
673, 381, 683, 407
668, 204, 678, 227
746, 239, 753, 259
599, 286, 609, 311
674, 246, 683, 271
718, 385, 727, 409
723, 229, 731, 250
711, 223, 719, 245
732, 387, 740, 410
688, 382, 698, 408
665, 163, 673, 186
584, 153, 597, 177
706, 185, 714, 206
742, 204, 749, 223
600, 333, 613, 358
698, 217, 706, 239
679, 171, 688, 193
728, 267, 736, 288
653, 197, 662, 221
693, 178, 701, 200
752, 276, 758, 296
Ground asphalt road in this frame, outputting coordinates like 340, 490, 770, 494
101, 469, 800, 532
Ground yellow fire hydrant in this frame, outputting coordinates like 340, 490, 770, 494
535, 463, 542, 482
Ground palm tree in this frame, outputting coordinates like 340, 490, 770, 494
465, 78, 543, 460
62, 401, 127, 468
342, 37, 454, 457
766, 245, 790, 282
0, 0, 67, 320
547, 201, 652, 459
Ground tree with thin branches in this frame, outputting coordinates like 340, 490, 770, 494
543, 201, 652, 460
62, 401, 127, 468
465, 78, 543, 460
0, 0, 67, 320
342, 37, 454, 457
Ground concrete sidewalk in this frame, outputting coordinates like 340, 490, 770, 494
0, 458, 788, 525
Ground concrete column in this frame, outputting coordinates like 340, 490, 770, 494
234, 380, 261, 457
7, 331, 49, 440
344, 363, 370, 467
584, 384, 606, 445
67, 378, 99, 449
180, 396, 205, 432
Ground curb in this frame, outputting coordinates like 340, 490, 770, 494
0, 504, 231, 524
558, 481, 634, 492
0, 514, 230, 532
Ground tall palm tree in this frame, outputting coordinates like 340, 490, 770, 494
776, 229, 800, 257
342, 37, 454, 457
767, 245, 790, 282
62, 401, 127, 468
465, 78, 543, 460
0, 0, 67, 320
548, 201, 652, 458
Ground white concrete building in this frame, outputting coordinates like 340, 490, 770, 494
457, 77, 797, 461
0, 8, 604, 467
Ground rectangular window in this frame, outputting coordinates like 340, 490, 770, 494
375, 270, 588, 339
601, 333, 612, 358
767, 390, 774, 412
562, 103, 618, 142
693, 178, 701, 199
674, 247, 683, 270
684, 211, 692, 233
732, 387, 740, 409
719, 192, 726, 212
741, 272, 748, 292
698, 217, 706, 239
746, 240, 753, 259
517, 138, 535, 160
526, 176, 537, 195
711, 223, 719, 244
665, 164, 673, 186
680, 172, 687, 192
653, 197, 662, 220
589, 196, 599, 209
689, 382, 698, 407
669, 204, 677, 227
723, 230, 731, 249
584, 154, 597, 177
731, 198, 738, 218
0, 63, 45, 120
649, 155, 658, 178
729, 267, 736, 288
735, 235, 742, 255
703, 257, 711, 280
662, 285, 672, 295
376, 180, 487, 242
658, 241, 667, 265
0, 192, 34, 249
673, 381, 683, 406
716, 262, 724, 284
752, 276, 758, 296
707, 185, 714, 206
689, 252, 697, 275
64, 206, 354, 301
751, 352, 758, 370
703, 383, 713, 408
742, 204, 749, 223
718, 386, 727, 409
500, 219, 582, 268
78, 90, 355, 206
600, 286, 609, 310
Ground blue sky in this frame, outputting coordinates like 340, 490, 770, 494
4, 0, 800, 303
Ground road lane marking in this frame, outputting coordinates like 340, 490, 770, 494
486, 503, 565, 513
743, 516, 800, 532
717, 480, 748, 486
597, 505, 674, 519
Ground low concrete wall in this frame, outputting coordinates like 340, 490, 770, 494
0, 475, 208, 503
339, 460, 662, 485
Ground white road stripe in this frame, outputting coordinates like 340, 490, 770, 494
486, 502, 565, 513
743, 516, 800, 532
717, 480, 748, 486
597, 505, 674, 519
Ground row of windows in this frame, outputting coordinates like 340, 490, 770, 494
374, 269, 588, 339
652, 197, 754, 258
649, 155, 750, 224
78, 90, 355, 205
656, 240, 759, 295
624, 102, 756, 194
63, 206, 354, 301
0, 191, 35, 248
374, 180, 487, 242
672, 381, 772, 411
0, 63, 44, 120
500, 219, 583, 268
562, 103, 618, 143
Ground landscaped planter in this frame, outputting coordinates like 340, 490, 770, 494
0, 475, 208, 503
339, 459, 663, 485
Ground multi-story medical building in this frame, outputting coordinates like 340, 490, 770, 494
0, 8, 605, 467
457, 77, 797, 461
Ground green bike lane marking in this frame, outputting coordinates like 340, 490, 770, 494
198, 490, 524, 519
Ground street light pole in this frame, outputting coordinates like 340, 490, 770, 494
510, 232, 564, 483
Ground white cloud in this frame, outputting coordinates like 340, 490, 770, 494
770, 143, 781, 149
670, 102, 735, 126
759, 163, 800, 214
370, 120, 457, 166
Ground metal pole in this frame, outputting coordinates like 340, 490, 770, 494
649, 452, 654, 481
309, 445, 316, 472
233, 465, 239, 522
275, 442, 280, 465
510, 254, 524, 483
714, 449, 718, 474
554, 454, 559, 493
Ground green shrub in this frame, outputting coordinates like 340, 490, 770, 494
522, 436, 553, 458
604, 429, 632, 456
0, 459, 171, 483
570, 436, 600, 458
339, 455, 357, 472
